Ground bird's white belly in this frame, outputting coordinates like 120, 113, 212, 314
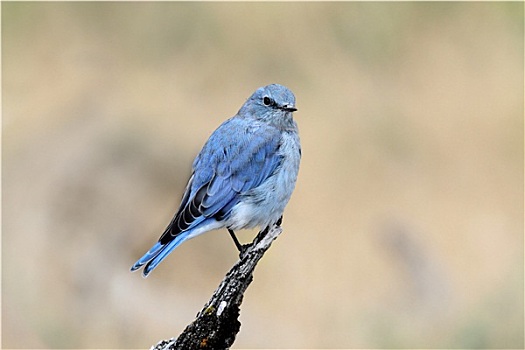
226, 131, 301, 231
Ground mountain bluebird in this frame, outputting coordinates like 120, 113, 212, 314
131, 84, 301, 277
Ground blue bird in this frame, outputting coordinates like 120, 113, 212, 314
131, 84, 301, 277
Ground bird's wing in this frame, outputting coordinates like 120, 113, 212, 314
158, 118, 282, 244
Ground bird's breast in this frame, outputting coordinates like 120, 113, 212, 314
227, 130, 301, 231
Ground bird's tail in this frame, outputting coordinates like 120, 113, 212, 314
130, 233, 190, 277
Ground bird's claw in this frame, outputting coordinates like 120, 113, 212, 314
238, 243, 253, 259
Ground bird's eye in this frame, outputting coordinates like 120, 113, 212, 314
263, 96, 272, 106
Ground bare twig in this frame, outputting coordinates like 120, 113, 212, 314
151, 224, 283, 350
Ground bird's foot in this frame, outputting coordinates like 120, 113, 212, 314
230, 217, 283, 259
238, 243, 253, 259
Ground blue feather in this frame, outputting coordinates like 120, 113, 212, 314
131, 84, 300, 276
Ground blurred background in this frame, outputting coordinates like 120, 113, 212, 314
3, 2, 523, 349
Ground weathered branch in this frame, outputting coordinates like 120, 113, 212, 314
151, 223, 283, 350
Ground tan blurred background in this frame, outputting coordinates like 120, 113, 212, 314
3, 2, 523, 349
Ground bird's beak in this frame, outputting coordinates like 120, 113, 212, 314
282, 105, 297, 112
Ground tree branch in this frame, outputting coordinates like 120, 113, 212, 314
151, 223, 283, 350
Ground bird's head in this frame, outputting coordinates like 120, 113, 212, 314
239, 84, 297, 128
